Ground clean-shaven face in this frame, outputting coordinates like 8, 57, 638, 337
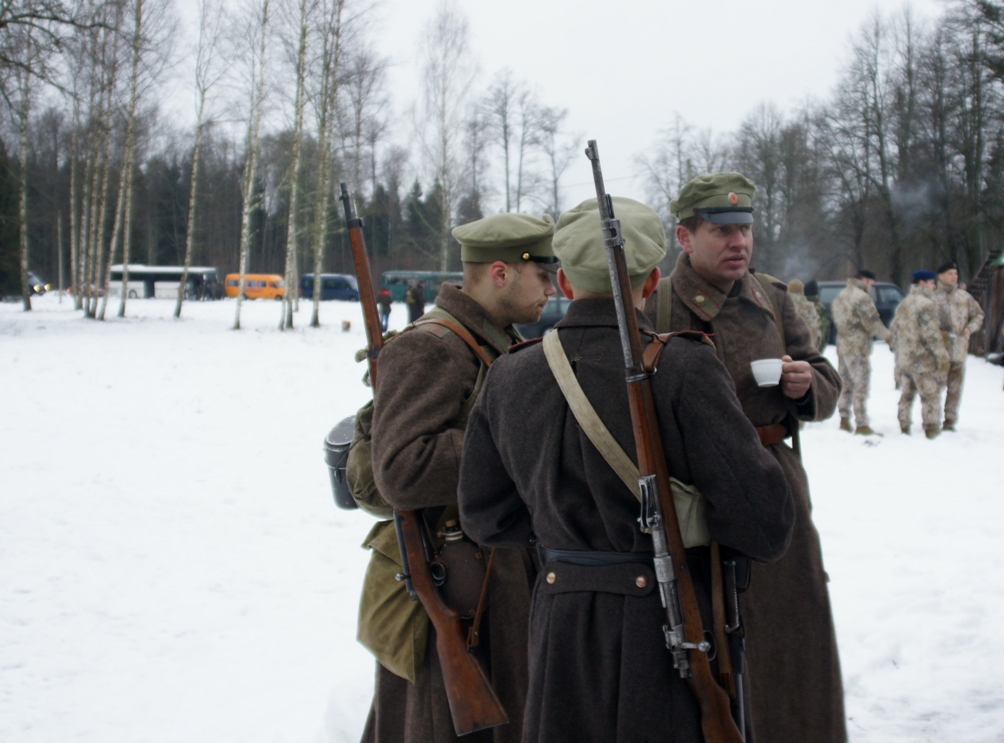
939, 268, 959, 287
677, 220, 753, 291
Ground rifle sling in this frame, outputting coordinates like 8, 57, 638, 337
412, 313, 496, 649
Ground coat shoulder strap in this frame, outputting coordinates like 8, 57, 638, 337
752, 272, 785, 346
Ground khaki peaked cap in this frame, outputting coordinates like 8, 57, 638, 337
553, 197, 666, 293
452, 213, 557, 267
672, 172, 756, 224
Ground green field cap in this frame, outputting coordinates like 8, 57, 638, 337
671, 172, 756, 224
553, 197, 666, 293
452, 213, 557, 269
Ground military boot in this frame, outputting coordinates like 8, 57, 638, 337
900, 423, 910, 435
854, 425, 882, 436
925, 426, 940, 440
839, 417, 852, 432
942, 422, 956, 432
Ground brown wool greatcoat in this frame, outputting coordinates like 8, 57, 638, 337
644, 253, 847, 743
458, 299, 795, 743
362, 283, 536, 743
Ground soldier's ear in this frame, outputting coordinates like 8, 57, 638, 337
676, 224, 694, 254
556, 269, 575, 300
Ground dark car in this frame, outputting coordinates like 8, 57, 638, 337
28, 271, 51, 295
816, 280, 906, 344
299, 273, 359, 301
514, 296, 572, 339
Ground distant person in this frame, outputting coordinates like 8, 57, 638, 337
377, 287, 392, 331
831, 268, 892, 435
787, 279, 824, 351
804, 279, 831, 352
890, 270, 950, 438
935, 261, 984, 431
405, 281, 425, 324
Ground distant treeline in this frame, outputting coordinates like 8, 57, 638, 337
2, 0, 1004, 311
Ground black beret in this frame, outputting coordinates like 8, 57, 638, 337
856, 269, 877, 280
937, 261, 958, 275
804, 279, 819, 296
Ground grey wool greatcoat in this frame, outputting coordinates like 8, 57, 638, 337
644, 253, 847, 743
362, 283, 537, 743
458, 299, 794, 743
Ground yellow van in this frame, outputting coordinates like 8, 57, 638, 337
224, 273, 285, 300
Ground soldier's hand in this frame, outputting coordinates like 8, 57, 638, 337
780, 355, 812, 399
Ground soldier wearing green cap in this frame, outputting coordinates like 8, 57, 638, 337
644, 173, 846, 743
360, 212, 557, 743
457, 196, 794, 743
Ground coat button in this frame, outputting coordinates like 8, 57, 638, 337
546, 572, 556, 584
695, 294, 705, 303
635, 576, 648, 588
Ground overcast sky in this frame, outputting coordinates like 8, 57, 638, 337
171, 0, 946, 210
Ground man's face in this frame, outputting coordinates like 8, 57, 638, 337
939, 268, 959, 287
861, 277, 875, 292
677, 220, 753, 291
498, 262, 556, 325
919, 279, 936, 290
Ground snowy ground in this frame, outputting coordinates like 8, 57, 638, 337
1, 294, 1003, 742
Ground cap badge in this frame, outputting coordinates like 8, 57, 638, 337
728, 192, 738, 205
522, 252, 531, 260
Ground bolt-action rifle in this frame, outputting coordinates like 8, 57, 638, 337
583, 144, 744, 743
339, 183, 509, 737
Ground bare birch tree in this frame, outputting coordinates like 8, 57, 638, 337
233, 0, 271, 331
537, 105, 579, 219
12, 21, 35, 310
308, 0, 345, 328
278, 0, 313, 329
414, 1, 478, 270
482, 67, 521, 212
175, 0, 225, 319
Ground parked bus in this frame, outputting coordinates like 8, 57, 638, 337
380, 270, 464, 302
109, 265, 220, 299
223, 273, 285, 300
300, 273, 359, 301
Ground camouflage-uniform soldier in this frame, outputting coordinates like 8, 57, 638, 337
788, 279, 823, 351
805, 280, 831, 352
831, 269, 892, 435
934, 261, 985, 431
890, 270, 950, 438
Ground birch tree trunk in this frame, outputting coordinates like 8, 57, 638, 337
233, 0, 271, 331
280, 0, 310, 330
101, 0, 144, 321
69, 125, 81, 309
17, 32, 33, 312
309, 0, 344, 328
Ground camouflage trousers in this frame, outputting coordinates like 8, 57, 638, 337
943, 361, 966, 426
838, 354, 871, 427
898, 371, 944, 430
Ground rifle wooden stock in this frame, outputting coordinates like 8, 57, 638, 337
339, 183, 508, 737
584, 143, 743, 743
397, 509, 509, 735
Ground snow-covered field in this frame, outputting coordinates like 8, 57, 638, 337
2, 294, 1002, 742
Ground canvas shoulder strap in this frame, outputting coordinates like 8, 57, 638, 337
542, 330, 641, 500
541, 330, 711, 548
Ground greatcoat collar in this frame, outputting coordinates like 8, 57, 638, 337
670, 253, 776, 322
433, 282, 520, 355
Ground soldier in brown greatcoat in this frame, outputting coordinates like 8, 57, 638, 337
361, 214, 558, 743
644, 173, 847, 743
458, 197, 794, 743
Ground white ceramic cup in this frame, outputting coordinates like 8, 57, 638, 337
750, 358, 784, 387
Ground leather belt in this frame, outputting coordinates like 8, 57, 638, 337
755, 422, 789, 447
538, 546, 654, 568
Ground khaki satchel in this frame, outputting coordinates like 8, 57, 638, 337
541, 330, 710, 548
